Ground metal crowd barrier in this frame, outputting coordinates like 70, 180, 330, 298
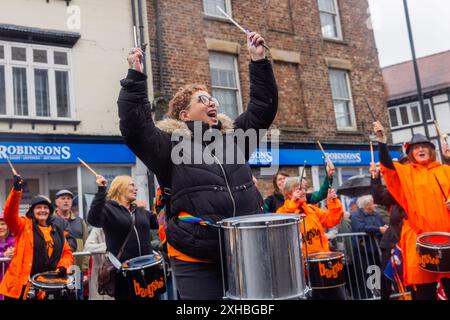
331, 232, 410, 300
1, 234, 409, 301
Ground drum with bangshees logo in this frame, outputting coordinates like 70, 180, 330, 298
416, 232, 450, 273
121, 251, 167, 299
307, 252, 345, 289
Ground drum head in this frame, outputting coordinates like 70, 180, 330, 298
308, 251, 344, 262
31, 272, 74, 289
123, 254, 161, 269
220, 214, 301, 228
417, 232, 450, 248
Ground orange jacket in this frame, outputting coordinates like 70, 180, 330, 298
381, 161, 450, 285
0, 189, 74, 299
276, 198, 343, 256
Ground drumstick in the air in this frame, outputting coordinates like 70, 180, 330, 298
77, 157, 99, 177
435, 120, 448, 142
5, 155, 18, 176
216, 6, 270, 51
365, 97, 377, 123
434, 175, 448, 202
317, 140, 332, 164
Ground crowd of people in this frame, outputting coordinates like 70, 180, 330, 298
0, 29, 449, 301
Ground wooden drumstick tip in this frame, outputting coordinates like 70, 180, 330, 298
77, 157, 99, 176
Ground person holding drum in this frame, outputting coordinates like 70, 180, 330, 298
118, 31, 277, 300
0, 175, 74, 300
276, 177, 345, 300
87, 175, 160, 300
373, 121, 450, 300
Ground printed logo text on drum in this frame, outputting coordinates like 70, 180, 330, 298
319, 261, 344, 279
418, 254, 440, 268
133, 277, 165, 298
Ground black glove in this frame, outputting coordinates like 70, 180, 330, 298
13, 175, 25, 191
56, 266, 67, 277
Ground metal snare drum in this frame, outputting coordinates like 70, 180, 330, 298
218, 214, 306, 300
416, 232, 450, 273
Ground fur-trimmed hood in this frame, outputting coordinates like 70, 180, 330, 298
155, 113, 234, 137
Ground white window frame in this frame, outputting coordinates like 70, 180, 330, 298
329, 69, 357, 131
388, 99, 433, 129
318, 0, 343, 40
0, 40, 75, 121
202, 0, 232, 19
209, 52, 243, 118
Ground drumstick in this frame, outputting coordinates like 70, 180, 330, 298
317, 140, 332, 164
434, 175, 448, 202
370, 141, 376, 179
5, 155, 18, 176
216, 6, 270, 51
435, 120, 448, 141
77, 157, 99, 177
365, 97, 377, 122
299, 161, 307, 189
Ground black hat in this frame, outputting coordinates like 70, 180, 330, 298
55, 189, 74, 199
405, 134, 435, 154
26, 195, 54, 219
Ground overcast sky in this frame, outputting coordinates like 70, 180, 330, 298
368, 0, 450, 67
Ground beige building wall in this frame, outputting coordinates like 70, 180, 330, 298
0, 0, 153, 136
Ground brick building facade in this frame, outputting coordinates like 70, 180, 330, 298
145, 0, 392, 202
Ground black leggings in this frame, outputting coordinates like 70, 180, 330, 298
170, 258, 223, 300
311, 286, 346, 300
412, 278, 450, 300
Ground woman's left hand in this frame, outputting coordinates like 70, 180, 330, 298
247, 31, 266, 61
446, 199, 450, 211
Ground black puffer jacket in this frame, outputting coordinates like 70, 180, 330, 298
87, 186, 159, 262
118, 59, 278, 262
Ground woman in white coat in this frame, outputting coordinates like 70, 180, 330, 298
83, 228, 114, 300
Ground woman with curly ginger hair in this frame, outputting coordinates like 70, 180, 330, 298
118, 31, 278, 299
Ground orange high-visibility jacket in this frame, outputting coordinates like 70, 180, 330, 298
0, 189, 74, 299
276, 198, 343, 256
381, 161, 450, 285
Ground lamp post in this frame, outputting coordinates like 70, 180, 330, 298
403, 0, 430, 139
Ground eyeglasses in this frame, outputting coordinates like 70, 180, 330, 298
197, 94, 219, 107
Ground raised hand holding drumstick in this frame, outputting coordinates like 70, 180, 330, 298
373, 121, 387, 144
246, 31, 266, 61
95, 175, 107, 187
127, 48, 144, 73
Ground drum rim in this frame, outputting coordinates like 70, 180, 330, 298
219, 214, 302, 228
30, 273, 75, 290
224, 289, 307, 300
122, 253, 163, 271
307, 251, 344, 262
417, 232, 450, 249
310, 282, 346, 290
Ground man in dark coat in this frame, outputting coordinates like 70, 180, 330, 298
117, 31, 277, 300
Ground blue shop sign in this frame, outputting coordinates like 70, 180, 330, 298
249, 148, 401, 166
0, 142, 136, 164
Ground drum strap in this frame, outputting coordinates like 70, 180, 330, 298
116, 213, 136, 261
